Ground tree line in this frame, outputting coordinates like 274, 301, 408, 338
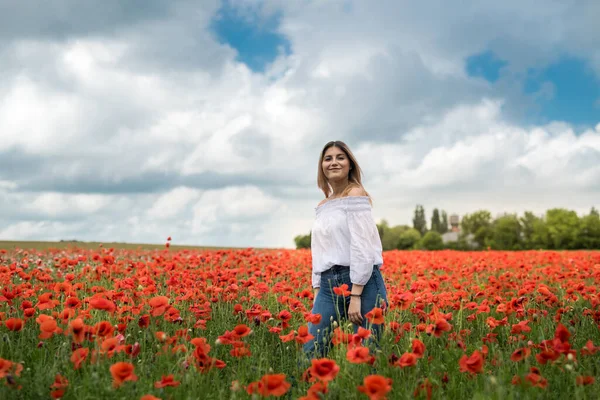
293, 205, 600, 251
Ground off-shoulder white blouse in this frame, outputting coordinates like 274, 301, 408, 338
311, 196, 383, 288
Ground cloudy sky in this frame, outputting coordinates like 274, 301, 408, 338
1, 0, 599, 248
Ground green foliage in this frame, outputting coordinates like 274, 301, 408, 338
294, 205, 600, 251
294, 233, 311, 249
546, 208, 580, 249
520, 212, 550, 250
579, 208, 600, 249
2, 250, 600, 399
430, 208, 441, 234
376, 219, 388, 241
416, 231, 444, 250
412, 205, 427, 236
396, 228, 421, 250
444, 237, 472, 250
440, 210, 449, 234
490, 214, 523, 250
379, 223, 411, 251
461, 210, 493, 248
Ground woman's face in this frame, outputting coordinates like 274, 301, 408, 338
322, 146, 351, 183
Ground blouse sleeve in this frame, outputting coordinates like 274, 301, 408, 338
346, 197, 378, 285
312, 269, 321, 289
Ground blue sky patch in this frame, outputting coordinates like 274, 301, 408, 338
211, 2, 291, 73
524, 56, 600, 126
467, 50, 600, 126
466, 50, 508, 83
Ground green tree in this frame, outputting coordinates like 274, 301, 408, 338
376, 219, 388, 242
413, 205, 427, 236
397, 228, 421, 250
461, 210, 493, 248
417, 231, 444, 250
431, 208, 441, 234
440, 211, 449, 234
381, 224, 411, 251
293, 233, 311, 249
520, 211, 549, 249
490, 214, 523, 250
578, 207, 600, 249
545, 208, 581, 249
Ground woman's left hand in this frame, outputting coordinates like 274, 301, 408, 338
348, 297, 363, 325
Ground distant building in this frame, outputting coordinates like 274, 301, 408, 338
442, 214, 476, 247
442, 231, 460, 243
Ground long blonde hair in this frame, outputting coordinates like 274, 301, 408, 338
317, 141, 371, 202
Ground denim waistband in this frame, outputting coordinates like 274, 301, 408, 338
322, 264, 380, 275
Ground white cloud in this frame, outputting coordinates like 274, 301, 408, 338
0, 1, 599, 248
191, 186, 281, 234
0, 75, 84, 153
0, 221, 83, 241
147, 187, 201, 219
13, 192, 112, 219
0, 181, 17, 190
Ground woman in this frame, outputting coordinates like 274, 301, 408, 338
303, 140, 388, 359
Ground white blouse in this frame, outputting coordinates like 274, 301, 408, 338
311, 196, 383, 288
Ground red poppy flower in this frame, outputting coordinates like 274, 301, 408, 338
246, 374, 291, 397
333, 284, 351, 297
232, 324, 252, 338
412, 339, 426, 358
154, 374, 180, 388
395, 352, 418, 368
525, 368, 548, 389
89, 297, 116, 313
148, 296, 170, 317
346, 346, 374, 364
459, 350, 484, 375
307, 358, 340, 382
109, 362, 138, 388
576, 376, 595, 386
279, 331, 295, 342
70, 347, 89, 370
365, 307, 385, 325
510, 347, 531, 362
295, 325, 314, 345
5, 318, 23, 332
357, 374, 393, 400
427, 319, 452, 337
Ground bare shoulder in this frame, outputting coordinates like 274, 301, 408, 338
346, 186, 367, 197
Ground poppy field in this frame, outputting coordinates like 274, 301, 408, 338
1, 245, 599, 399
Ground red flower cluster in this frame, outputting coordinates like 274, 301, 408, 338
0, 246, 598, 398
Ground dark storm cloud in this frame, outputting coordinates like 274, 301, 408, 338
119, 16, 233, 76
0, 147, 41, 178
0, 0, 227, 75
231, 128, 272, 159
0, 1, 173, 41
2, 152, 292, 194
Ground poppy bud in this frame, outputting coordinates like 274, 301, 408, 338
131, 342, 141, 358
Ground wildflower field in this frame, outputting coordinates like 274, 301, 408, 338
1, 245, 599, 399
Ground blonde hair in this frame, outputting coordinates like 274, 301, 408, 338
317, 140, 371, 202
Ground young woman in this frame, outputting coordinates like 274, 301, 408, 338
303, 140, 388, 359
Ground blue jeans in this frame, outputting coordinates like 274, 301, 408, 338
302, 264, 388, 359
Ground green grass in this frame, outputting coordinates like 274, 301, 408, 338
0, 240, 242, 251
0, 248, 598, 399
